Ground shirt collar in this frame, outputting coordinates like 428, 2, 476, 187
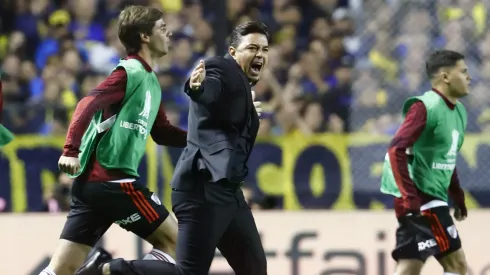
125, 54, 153, 72
432, 88, 456, 110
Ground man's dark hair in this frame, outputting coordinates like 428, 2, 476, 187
426, 50, 465, 79
118, 5, 164, 54
229, 21, 270, 48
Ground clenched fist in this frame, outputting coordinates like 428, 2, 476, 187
189, 60, 205, 90
58, 156, 81, 175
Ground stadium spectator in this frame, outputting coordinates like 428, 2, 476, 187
2, 0, 489, 211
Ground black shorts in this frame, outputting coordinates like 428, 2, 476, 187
392, 206, 462, 262
60, 180, 169, 247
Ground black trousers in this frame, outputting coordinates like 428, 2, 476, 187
171, 179, 267, 275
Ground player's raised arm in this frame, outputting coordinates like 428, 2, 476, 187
184, 59, 226, 105
150, 102, 187, 147
388, 101, 427, 213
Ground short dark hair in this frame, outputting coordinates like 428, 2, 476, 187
425, 50, 465, 79
118, 5, 164, 54
229, 21, 270, 48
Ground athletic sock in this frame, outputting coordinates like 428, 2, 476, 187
143, 248, 176, 264
444, 273, 461, 275
39, 267, 56, 275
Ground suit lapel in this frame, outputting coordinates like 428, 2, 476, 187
224, 54, 254, 119
224, 54, 250, 92
223, 55, 260, 145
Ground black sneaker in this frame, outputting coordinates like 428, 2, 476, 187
76, 247, 113, 275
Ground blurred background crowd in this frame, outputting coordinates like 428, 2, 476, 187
1, 0, 489, 212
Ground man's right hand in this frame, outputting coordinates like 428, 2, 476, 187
58, 156, 81, 175
189, 60, 206, 90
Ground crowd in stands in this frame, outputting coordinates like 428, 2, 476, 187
1, 0, 489, 211
2, 0, 489, 137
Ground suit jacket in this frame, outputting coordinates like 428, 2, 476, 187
171, 55, 260, 190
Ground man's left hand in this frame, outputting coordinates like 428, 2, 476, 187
454, 205, 467, 221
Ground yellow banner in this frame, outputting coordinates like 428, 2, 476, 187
1, 133, 489, 212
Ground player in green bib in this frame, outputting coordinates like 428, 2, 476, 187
41, 6, 187, 275
380, 50, 470, 275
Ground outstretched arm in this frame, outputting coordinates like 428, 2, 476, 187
184, 59, 226, 105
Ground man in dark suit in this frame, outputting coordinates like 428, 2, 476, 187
74, 21, 270, 275
170, 21, 270, 275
